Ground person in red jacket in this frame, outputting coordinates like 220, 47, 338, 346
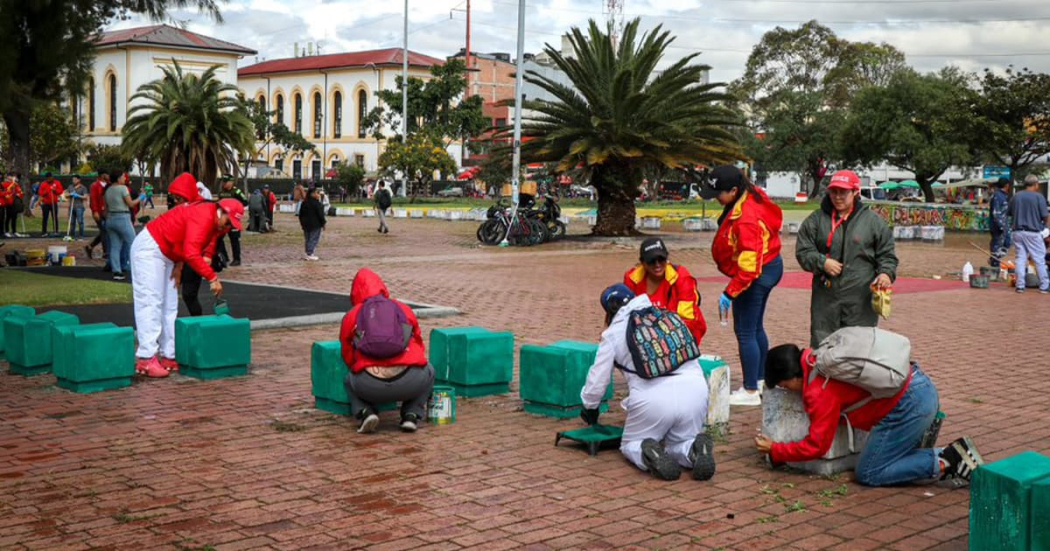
0, 172, 11, 237
701, 165, 784, 406
86, 173, 110, 261
623, 238, 706, 346
339, 267, 434, 434
129, 191, 243, 378
756, 337, 984, 487
38, 172, 64, 236
263, 184, 277, 231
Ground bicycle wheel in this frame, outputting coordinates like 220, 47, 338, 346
480, 220, 505, 245
528, 219, 549, 245
548, 220, 566, 240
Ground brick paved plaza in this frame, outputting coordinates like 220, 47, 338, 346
2, 211, 1047, 550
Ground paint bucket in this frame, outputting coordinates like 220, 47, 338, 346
969, 275, 989, 289
61, 255, 76, 267
47, 245, 67, 265
26, 249, 46, 267
428, 385, 456, 425
978, 266, 999, 281
213, 299, 230, 316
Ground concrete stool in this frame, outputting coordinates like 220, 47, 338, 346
761, 387, 869, 476
429, 327, 514, 397
970, 451, 1050, 551
519, 340, 613, 418
0, 305, 35, 360
4, 310, 79, 376
52, 323, 135, 393
697, 355, 731, 429
310, 340, 397, 416
174, 315, 251, 379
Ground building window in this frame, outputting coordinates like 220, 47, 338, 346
333, 91, 342, 139
274, 158, 284, 173
108, 74, 117, 131
88, 78, 95, 131
355, 154, 365, 168
357, 90, 367, 138
311, 159, 321, 180
294, 94, 303, 134
257, 95, 266, 111
494, 118, 507, 128
331, 159, 339, 169
256, 95, 266, 139
275, 94, 284, 125
312, 92, 322, 139
292, 159, 302, 179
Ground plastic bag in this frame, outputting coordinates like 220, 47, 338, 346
871, 286, 892, 320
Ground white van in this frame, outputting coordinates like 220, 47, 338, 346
859, 186, 888, 201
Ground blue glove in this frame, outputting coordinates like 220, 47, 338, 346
718, 292, 732, 317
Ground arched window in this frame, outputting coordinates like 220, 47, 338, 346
294, 94, 303, 134
88, 78, 95, 131
256, 95, 266, 139
312, 92, 322, 139
257, 95, 266, 111
333, 91, 342, 139
275, 94, 284, 125
108, 74, 117, 131
357, 90, 368, 139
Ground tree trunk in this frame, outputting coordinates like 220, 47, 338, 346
919, 180, 936, 203
592, 185, 638, 236
3, 110, 32, 200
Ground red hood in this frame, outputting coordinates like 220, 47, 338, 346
350, 268, 390, 305
169, 173, 200, 202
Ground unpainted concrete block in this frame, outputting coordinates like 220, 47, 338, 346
762, 387, 869, 461
697, 355, 730, 429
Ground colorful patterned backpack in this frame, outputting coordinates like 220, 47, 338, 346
621, 306, 701, 378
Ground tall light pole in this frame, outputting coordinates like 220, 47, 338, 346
402, 0, 409, 196
501, 0, 526, 246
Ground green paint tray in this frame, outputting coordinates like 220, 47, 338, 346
555, 424, 624, 456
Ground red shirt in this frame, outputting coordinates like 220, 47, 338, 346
0, 181, 13, 206
711, 187, 783, 298
770, 351, 912, 464
145, 201, 227, 281
623, 263, 707, 345
339, 268, 427, 373
89, 180, 107, 214
38, 180, 64, 205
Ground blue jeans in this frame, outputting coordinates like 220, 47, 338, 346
855, 367, 940, 486
732, 255, 784, 390
107, 212, 135, 274
72, 207, 85, 238
304, 228, 322, 255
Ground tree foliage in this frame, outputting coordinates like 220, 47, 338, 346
517, 18, 742, 236
241, 98, 315, 184
85, 143, 132, 174
30, 102, 83, 170
332, 161, 366, 196
969, 66, 1050, 180
378, 133, 457, 200
121, 61, 255, 187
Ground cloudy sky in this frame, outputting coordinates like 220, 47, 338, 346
110, 0, 1050, 84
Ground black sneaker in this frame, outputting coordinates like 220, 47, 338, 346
688, 433, 716, 481
230, 260, 241, 267
400, 413, 419, 432
641, 439, 681, 481
357, 413, 379, 434
939, 437, 984, 482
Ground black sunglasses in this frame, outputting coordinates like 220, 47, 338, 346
645, 256, 668, 265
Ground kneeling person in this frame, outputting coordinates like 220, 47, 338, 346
580, 284, 715, 481
757, 328, 983, 486
339, 268, 434, 433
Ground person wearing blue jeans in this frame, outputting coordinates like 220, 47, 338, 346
102, 171, 140, 280
732, 255, 784, 392
757, 330, 985, 487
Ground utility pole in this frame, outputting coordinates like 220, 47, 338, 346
501, 0, 526, 247
401, 0, 409, 197
604, 0, 624, 47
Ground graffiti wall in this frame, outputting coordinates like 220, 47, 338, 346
868, 202, 989, 232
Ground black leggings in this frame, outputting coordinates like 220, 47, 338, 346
181, 266, 204, 316
40, 204, 59, 233
7, 205, 20, 234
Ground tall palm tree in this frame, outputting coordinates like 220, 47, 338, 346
520, 19, 743, 235
122, 60, 254, 187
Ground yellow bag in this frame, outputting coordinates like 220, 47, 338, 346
871, 287, 892, 320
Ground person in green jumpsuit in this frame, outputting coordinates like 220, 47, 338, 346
796, 170, 898, 347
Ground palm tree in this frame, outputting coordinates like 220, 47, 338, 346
519, 19, 743, 235
122, 60, 254, 187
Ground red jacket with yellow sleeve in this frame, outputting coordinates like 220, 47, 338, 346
623, 262, 707, 345
711, 187, 783, 298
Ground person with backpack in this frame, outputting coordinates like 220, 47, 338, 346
701, 165, 784, 406
580, 284, 715, 482
339, 268, 434, 434
757, 327, 984, 487
298, 185, 326, 261
374, 180, 392, 234
247, 189, 266, 232
622, 238, 706, 346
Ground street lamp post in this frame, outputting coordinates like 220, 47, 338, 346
500, 0, 527, 247
401, 0, 409, 197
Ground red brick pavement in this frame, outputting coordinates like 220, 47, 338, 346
2, 212, 1048, 550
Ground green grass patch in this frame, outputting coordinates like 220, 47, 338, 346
0, 270, 131, 307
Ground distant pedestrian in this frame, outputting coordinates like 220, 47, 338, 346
216, 176, 246, 266
374, 181, 391, 234
248, 189, 266, 232
103, 171, 139, 280
68, 175, 88, 240
263, 185, 276, 231
0, 172, 22, 237
143, 181, 154, 209
299, 185, 326, 261
988, 178, 1011, 267
86, 173, 110, 262
1008, 175, 1049, 293
796, 170, 898, 347
38, 172, 63, 236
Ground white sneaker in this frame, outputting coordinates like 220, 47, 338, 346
729, 387, 762, 406
306, 254, 319, 261
757, 379, 765, 394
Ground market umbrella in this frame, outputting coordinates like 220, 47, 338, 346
878, 181, 900, 190
898, 180, 921, 189
931, 182, 945, 187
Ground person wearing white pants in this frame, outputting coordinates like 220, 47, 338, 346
131, 231, 178, 364
580, 285, 715, 481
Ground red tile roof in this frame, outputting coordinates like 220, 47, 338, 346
238, 48, 444, 77
97, 25, 256, 55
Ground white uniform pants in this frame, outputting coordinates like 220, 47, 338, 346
131, 230, 178, 359
621, 369, 709, 471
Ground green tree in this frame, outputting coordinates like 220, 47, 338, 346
332, 161, 366, 197
378, 133, 457, 200
85, 143, 131, 173
841, 69, 973, 202
122, 61, 255, 187
970, 66, 1050, 181
30, 102, 83, 171
517, 19, 742, 235
0, 0, 222, 189
241, 98, 315, 186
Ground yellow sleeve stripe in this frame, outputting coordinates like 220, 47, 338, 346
677, 300, 695, 320
738, 251, 758, 273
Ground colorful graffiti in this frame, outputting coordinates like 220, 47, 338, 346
868, 201, 989, 232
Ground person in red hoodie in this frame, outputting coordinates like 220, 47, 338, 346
701, 165, 784, 406
129, 176, 242, 378
38, 172, 64, 236
339, 268, 434, 434
757, 329, 984, 487
622, 238, 706, 346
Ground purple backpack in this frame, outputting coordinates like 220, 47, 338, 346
354, 295, 412, 358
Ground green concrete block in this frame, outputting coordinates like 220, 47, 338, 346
519, 342, 614, 416
430, 327, 513, 396
1032, 478, 1050, 551
52, 323, 118, 379
174, 314, 251, 371
309, 340, 396, 415
523, 401, 609, 419
180, 365, 249, 380
429, 327, 487, 375
970, 451, 1050, 551
0, 305, 35, 355
5, 311, 79, 375
51, 324, 134, 393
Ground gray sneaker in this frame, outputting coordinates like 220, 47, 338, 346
688, 433, 717, 481
357, 413, 379, 434
641, 439, 681, 481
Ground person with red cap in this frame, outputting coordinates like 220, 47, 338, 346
796, 170, 898, 347
129, 184, 243, 378
700, 165, 784, 407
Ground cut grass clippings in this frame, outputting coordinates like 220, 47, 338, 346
0, 270, 132, 307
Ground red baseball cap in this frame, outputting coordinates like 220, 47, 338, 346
218, 198, 244, 231
828, 170, 861, 191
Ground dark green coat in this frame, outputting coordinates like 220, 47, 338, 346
796, 196, 898, 347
